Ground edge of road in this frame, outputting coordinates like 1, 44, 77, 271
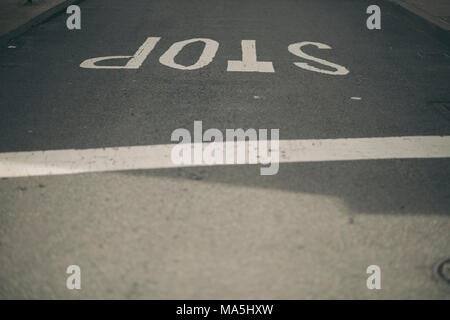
387, 0, 450, 47
1, 0, 449, 48
0, 0, 85, 47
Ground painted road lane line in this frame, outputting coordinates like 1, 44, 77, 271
0, 136, 450, 178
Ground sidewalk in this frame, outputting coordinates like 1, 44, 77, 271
388, 0, 450, 46
0, 0, 81, 46
391, 0, 450, 31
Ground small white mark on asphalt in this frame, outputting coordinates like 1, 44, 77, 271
351, 97, 362, 100
8, 46, 16, 49
253, 95, 261, 99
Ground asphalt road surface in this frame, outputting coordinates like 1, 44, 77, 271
0, 0, 449, 299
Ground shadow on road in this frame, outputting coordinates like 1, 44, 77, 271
124, 158, 450, 216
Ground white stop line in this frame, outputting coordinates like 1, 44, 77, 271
0, 136, 449, 178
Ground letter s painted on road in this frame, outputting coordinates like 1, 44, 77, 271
288, 41, 349, 75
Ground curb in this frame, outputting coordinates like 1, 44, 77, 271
387, 0, 450, 47
0, 0, 85, 47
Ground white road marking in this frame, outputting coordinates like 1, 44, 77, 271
288, 41, 350, 75
159, 38, 219, 70
227, 40, 275, 72
80, 37, 161, 69
351, 97, 362, 100
0, 136, 449, 178
78, 37, 351, 74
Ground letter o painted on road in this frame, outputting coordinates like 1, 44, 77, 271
159, 38, 219, 70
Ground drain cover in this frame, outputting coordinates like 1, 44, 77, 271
434, 258, 450, 285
